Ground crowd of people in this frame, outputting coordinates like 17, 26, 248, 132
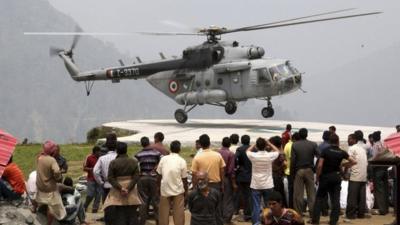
1, 124, 399, 225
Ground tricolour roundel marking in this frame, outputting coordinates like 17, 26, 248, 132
169, 80, 179, 93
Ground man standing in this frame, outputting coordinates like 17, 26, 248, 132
329, 126, 336, 134
94, 138, 118, 203
188, 171, 222, 225
0, 156, 25, 202
346, 133, 368, 219
284, 132, 299, 209
316, 131, 331, 216
269, 136, 287, 208
282, 124, 292, 148
83, 145, 102, 213
235, 134, 252, 222
54, 145, 68, 174
135, 136, 162, 225
150, 132, 169, 155
191, 134, 225, 192
370, 131, 389, 215
312, 134, 355, 225
247, 138, 280, 225
104, 142, 141, 225
317, 131, 331, 154
191, 134, 225, 225
218, 137, 237, 224
157, 140, 188, 225
229, 134, 239, 154
291, 128, 318, 217
35, 141, 66, 225
100, 132, 118, 155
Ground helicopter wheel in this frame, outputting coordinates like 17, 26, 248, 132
174, 109, 188, 124
261, 107, 274, 118
225, 101, 237, 115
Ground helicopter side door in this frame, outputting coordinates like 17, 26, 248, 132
228, 71, 244, 100
248, 67, 274, 97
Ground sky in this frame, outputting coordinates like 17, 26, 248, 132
45, 0, 400, 127
48, 0, 400, 70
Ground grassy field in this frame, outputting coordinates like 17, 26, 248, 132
13, 144, 195, 181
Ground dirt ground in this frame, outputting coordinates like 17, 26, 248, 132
85, 209, 396, 225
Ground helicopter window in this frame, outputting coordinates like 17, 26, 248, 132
205, 80, 211, 86
217, 78, 223, 85
257, 68, 271, 83
276, 64, 292, 76
286, 61, 299, 74
196, 81, 201, 87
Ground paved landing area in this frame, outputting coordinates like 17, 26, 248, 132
103, 119, 394, 145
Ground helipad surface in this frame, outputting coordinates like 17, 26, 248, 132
103, 119, 395, 146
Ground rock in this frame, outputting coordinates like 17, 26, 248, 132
0, 204, 40, 225
25, 215, 34, 225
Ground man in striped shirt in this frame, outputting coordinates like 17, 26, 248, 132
135, 136, 162, 225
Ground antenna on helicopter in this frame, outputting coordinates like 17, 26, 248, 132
159, 52, 166, 60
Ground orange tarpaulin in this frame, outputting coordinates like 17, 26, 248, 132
384, 132, 400, 157
0, 129, 18, 177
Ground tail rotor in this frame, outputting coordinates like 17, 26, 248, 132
49, 26, 83, 62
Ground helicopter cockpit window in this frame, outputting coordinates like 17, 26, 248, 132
276, 64, 292, 76
268, 67, 279, 81
257, 68, 271, 83
286, 61, 299, 74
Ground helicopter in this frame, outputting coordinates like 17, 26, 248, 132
25, 8, 381, 123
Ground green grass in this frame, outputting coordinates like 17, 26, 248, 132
13, 144, 195, 182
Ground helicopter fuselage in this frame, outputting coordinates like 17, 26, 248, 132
146, 41, 302, 106
58, 40, 302, 122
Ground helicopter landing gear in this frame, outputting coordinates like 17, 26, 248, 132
261, 98, 274, 118
261, 107, 274, 118
174, 109, 188, 124
174, 104, 197, 124
225, 101, 237, 115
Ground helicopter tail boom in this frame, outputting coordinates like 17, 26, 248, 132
59, 53, 81, 81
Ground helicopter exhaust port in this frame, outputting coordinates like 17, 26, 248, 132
247, 47, 265, 59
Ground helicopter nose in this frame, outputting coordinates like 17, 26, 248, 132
294, 74, 302, 85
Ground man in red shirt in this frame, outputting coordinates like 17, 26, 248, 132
281, 124, 292, 148
150, 132, 169, 155
83, 146, 102, 213
0, 156, 25, 201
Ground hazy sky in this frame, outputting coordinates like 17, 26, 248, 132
48, 0, 400, 73
43, 0, 400, 127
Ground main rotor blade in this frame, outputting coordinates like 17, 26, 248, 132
24, 32, 138, 36
229, 8, 357, 32
137, 31, 204, 36
223, 11, 382, 34
24, 31, 204, 37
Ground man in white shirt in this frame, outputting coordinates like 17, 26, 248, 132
246, 138, 280, 225
346, 133, 367, 219
157, 140, 188, 225
93, 143, 117, 203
